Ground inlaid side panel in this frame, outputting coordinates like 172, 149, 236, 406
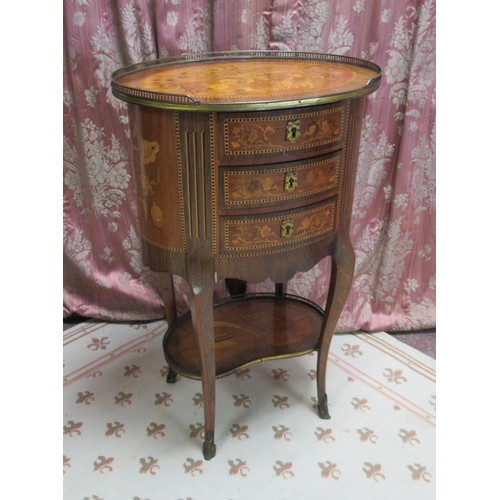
339, 98, 364, 226
133, 106, 185, 253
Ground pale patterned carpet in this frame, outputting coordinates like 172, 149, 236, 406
63, 319, 435, 499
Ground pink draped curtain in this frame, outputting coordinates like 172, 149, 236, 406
63, 0, 435, 332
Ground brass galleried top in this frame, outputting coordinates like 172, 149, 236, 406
111, 51, 381, 111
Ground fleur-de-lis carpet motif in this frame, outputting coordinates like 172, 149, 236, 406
64, 320, 435, 499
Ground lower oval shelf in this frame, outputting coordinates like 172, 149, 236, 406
163, 293, 324, 379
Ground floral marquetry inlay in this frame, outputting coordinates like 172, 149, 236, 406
150, 203, 164, 228
142, 140, 160, 165
223, 106, 346, 156
223, 201, 336, 255
114, 58, 378, 106
223, 155, 340, 207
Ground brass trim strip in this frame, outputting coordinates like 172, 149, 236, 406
200, 130, 207, 240
210, 113, 218, 255
173, 349, 317, 381
142, 235, 186, 253
174, 113, 187, 250
191, 129, 199, 239
336, 100, 351, 229
111, 88, 380, 112
184, 129, 192, 238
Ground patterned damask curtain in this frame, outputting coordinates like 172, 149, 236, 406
63, 0, 435, 332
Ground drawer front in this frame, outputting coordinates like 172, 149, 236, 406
220, 151, 341, 211
219, 102, 348, 165
220, 198, 337, 257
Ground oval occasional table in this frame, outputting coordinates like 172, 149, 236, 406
112, 51, 381, 459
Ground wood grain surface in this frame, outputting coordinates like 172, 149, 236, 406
163, 294, 323, 378
116, 58, 378, 104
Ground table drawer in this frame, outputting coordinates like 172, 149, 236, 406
219, 198, 337, 257
219, 102, 348, 166
220, 151, 341, 211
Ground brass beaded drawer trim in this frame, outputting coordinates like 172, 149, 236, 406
210, 113, 218, 256
174, 112, 187, 250
142, 236, 186, 253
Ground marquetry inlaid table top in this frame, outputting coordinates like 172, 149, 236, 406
112, 51, 381, 111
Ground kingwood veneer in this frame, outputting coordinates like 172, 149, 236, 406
112, 51, 381, 459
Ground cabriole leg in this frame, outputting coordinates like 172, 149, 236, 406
316, 225, 355, 420
188, 278, 217, 460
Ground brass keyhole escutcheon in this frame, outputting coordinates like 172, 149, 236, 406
280, 220, 294, 239
284, 172, 298, 192
286, 120, 301, 143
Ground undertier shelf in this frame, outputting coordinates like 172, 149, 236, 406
163, 293, 324, 379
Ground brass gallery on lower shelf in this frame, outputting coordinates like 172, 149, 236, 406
163, 292, 325, 380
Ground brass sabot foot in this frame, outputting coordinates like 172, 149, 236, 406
203, 436, 217, 460
318, 394, 331, 420
166, 367, 178, 384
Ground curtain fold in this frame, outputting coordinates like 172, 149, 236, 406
63, 0, 435, 331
